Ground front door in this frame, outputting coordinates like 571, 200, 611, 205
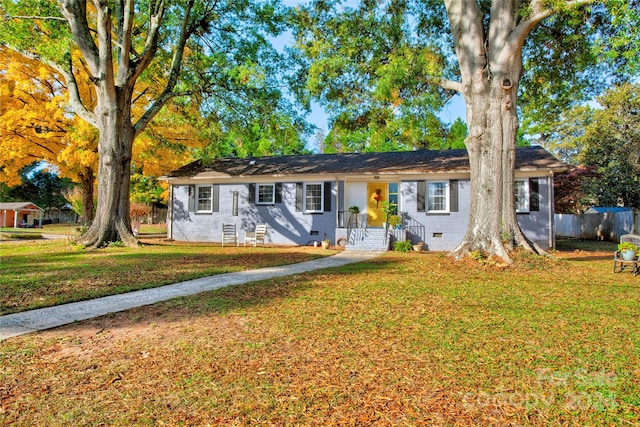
367, 183, 387, 227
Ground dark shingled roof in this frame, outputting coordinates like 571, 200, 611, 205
165, 146, 565, 179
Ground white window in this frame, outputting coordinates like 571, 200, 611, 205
304, 183, 323, 213
196, 185, 212, 212
388, 183, 399, 214
515, 180, 529, 212
256, 183, 275, 205
427, 182, 448, 213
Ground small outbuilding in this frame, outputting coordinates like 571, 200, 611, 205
585, 207, 634, 214
0, 202, 45, 228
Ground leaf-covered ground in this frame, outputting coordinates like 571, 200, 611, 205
0, 239, 334, 315
1, 243, 639, 425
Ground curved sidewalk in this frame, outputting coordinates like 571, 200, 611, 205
0, 250, 383, 340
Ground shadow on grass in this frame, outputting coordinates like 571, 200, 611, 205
559, 253, 615, 262
50, 258, 394, 336
555, 238, 618, 263
556, 238, 617, 252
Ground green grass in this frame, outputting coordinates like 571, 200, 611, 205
0, 223, 166, 239
0, 232, 43, 240
0, 239, 334, 315
1, 240, 639, 425
0, 224, 77, 236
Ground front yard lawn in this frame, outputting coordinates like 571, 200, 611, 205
0, 238, 335, 315
1, 240, 638, 425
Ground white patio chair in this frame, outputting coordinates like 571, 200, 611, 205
244, 224, 267, 247
221, 223, 238, 247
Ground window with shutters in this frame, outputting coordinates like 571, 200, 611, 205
304, 183, 323, 213
196, 185, 212, 212
515, 180, 529, 212
256, 183, 275, 205
427, 182, 448, 213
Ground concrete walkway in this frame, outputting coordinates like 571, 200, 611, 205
0, 250, 383, 340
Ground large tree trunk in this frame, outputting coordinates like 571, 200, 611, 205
76, 91, 137, 248
446, 0, 546, 263
454, 72, 542, 262
58, 0, 187, 249
78, 166, 94, 224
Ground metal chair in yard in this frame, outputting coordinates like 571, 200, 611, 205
613, 234, 640, 276
221, 223, 238, 247
244, 224, 267, 247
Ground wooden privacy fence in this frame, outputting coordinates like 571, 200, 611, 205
555, 210, 639, 241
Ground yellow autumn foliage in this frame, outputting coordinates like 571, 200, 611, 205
0, 47, 97, 185
1, 47, 207, 201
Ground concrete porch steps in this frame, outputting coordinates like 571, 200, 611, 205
345, 228, 390, 251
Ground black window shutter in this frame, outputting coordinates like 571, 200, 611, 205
248, 183, 255, 204
275, 183, 282, 203
188, 185, 195, 212
212, 184, 219, 212
449, 180, 458, 212
417, 181, 426, 212
529, 178, 540, 211
324, 182, 332, 212
295, 182, 303, 211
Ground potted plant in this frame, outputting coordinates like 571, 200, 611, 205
321, 238, 331, 249
381, 201, 397, 229
618, 241, 638, 261
348, 205, 360, 227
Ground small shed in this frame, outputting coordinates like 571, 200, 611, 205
585, 207, 633, 214
0, 202, 45, 228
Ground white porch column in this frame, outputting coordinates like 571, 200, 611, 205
335, 178, 340, 228
13, 210, 18, 228
167, 185, 173, 240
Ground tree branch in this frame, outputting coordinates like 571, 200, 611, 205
57, 55, 99, 128
435, 77, 464, 93
4, 46, 98, 128
59, 0, 100, 77
116, 0, 135, 86
509, 0, 595, 54
133, 0, 195, 138
130, 0, 166, 84
92, 0, 116, 97
6, 15, 67, 21
444, 0, 486, 85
